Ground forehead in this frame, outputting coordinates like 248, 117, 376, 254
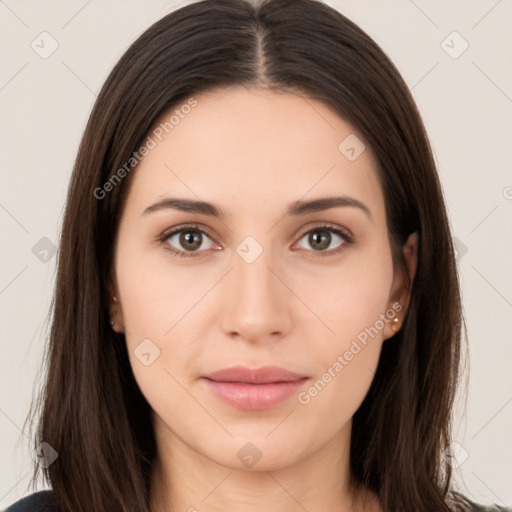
123, 86, 385, 223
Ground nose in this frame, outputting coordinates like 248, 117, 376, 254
220, 245, 292, 344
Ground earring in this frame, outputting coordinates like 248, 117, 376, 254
110, 310, 117, 327
391, 317, 400, 332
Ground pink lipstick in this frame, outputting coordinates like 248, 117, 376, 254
201, 365, 308, 410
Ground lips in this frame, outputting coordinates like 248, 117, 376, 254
200, 365, 309, 410
202, 365, 307, 384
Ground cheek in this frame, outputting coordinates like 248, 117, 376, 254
297, 278, 389, 414
297, 250, 394, 347
294, 248, 393, 407
116, 254, 197, 419
115, 235, 203, 337
114, 241, 212, 400
297, 343, 381, 427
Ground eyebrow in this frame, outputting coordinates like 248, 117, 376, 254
142, 195, 372, 221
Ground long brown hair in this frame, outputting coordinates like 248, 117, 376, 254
23, 0, 469, 510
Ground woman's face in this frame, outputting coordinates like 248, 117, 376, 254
110, 86, 416, 472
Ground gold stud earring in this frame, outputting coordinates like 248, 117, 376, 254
391, 317, 400, 332
110, 310, 117, 327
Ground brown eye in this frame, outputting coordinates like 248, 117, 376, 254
178, 230, 203, 251
295, 225, 352, 256
162, 226, 216, 257
307, 229, 332, 251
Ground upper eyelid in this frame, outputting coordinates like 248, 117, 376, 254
163, 223, 215, 242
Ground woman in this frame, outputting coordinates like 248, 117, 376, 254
5, 0, 510, 511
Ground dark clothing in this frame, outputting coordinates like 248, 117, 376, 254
3, 491, 58, 512
3, 489, 512, 511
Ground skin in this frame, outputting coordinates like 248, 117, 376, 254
108, 86, 418, 512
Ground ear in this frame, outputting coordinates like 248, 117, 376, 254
107, 273, 125, 333
383, 231, 418, 340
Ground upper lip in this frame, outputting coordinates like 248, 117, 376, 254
202, 365, 308, 384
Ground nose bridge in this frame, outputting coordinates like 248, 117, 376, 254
221, 234, 289, 339
232, 237, 278, 306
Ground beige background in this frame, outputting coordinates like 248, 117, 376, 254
1, 0, 511, 508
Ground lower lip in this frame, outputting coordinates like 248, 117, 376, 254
200, 378, 308, 410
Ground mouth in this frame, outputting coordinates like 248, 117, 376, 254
200, 365, 309, 410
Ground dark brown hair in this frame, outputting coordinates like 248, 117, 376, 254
23, 0, 469, 510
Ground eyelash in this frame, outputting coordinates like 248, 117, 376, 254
157, 222, 354, 259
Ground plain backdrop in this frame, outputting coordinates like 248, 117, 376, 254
1, 0, 511, 509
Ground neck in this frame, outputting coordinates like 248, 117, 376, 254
148, 418, 381, 512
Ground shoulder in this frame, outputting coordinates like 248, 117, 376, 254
448, 493, 512, 512
2, 490, 60, 512
467, 501, 512, 512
